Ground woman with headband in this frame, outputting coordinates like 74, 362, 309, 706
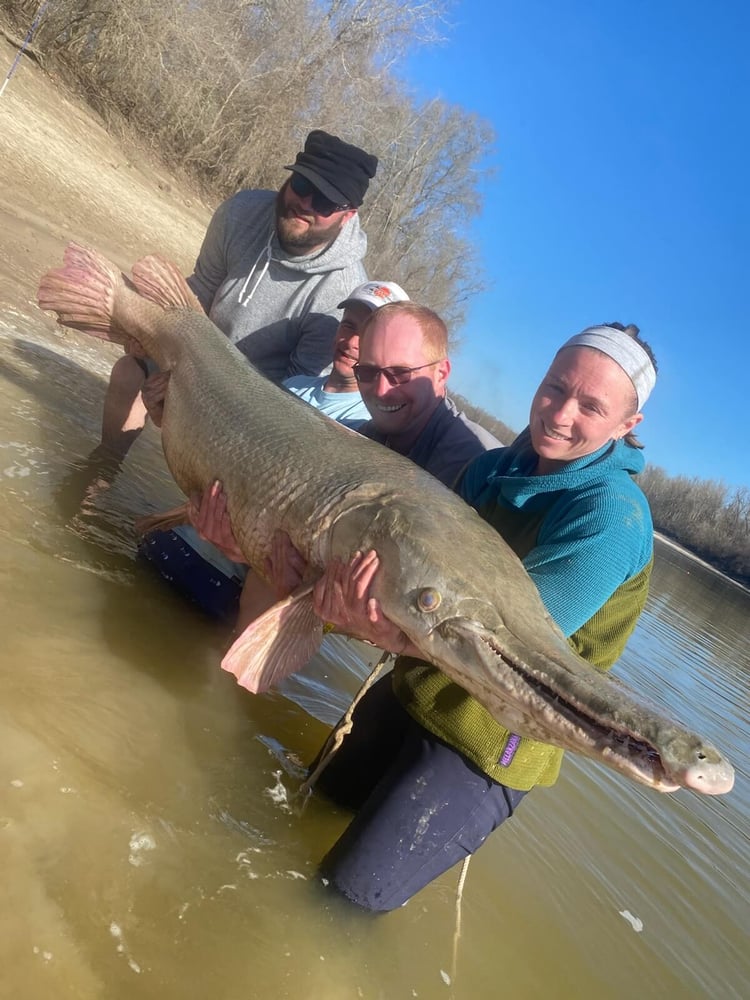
311, 321, 659, 912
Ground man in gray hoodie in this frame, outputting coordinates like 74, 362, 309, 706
101, 130, 377, 457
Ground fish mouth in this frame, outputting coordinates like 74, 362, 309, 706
434, 619, 733, 795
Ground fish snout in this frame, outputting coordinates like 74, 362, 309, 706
681, 756, 735, 795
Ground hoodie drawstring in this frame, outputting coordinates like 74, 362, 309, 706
237, 229, 273, 307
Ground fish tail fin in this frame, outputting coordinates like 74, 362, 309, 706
130, 255, 205, 314
134, 502, 191, 536
37, 242, 128, 343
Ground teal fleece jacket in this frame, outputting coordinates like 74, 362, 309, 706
459, 428, 654, 638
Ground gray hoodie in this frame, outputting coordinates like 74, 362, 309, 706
187, 190, 368, 382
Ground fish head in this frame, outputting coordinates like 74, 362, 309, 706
331, 494, 735, 796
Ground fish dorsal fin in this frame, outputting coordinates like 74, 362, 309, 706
221, 587, 322, 694
130, 255, 205, 313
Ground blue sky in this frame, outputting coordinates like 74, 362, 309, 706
403, 0, 749, 492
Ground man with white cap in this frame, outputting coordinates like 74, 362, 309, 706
352, 300, 502, 487
284, 281, 409, 429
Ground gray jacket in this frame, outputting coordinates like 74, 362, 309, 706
187, 189, 368, 381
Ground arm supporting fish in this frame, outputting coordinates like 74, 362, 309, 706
141, 371, 171, 428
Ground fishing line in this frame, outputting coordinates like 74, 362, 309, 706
1, 0, 50, 99
295, 648, 392, 806
449, 854, 472, 992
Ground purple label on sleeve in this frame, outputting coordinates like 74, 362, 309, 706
500, 733, 521, 767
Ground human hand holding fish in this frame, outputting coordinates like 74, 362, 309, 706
190, 483, 307, 598
187, 479, 246, 564
313, 549, 413, 656
141, 370, 170, 427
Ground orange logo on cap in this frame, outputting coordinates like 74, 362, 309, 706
372, 286, 392, 299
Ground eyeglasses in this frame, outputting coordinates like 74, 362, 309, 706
352, 360, 444, 386
289, 173, 350, 217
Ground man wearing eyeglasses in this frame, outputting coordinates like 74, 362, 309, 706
100, 129, 377, 458
177, 300, 501, 626
353, 302, 502, 489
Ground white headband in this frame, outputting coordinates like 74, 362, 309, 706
560, 326, 656, 410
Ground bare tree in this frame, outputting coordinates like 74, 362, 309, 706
3, 0, 489, 330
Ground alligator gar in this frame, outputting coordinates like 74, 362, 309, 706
37, 243, 735, 796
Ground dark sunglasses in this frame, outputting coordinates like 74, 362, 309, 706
352, 360, 443, 386
289, 173, 350, 217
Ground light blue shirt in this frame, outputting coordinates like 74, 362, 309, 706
284, 375, 370, 429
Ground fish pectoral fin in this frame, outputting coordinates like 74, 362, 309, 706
221, 589, 322, 694
134, 502, 191, 536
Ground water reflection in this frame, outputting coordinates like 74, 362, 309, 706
1, 314, 748, 998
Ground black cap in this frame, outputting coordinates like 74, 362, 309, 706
285, 130, 378, 208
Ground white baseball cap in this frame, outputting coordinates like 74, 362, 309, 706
338, 281, 410, 311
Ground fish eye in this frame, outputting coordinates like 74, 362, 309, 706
417, 587, 441, 613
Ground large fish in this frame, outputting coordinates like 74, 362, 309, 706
37, 243, 734, 796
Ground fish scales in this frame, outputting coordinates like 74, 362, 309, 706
35, 243, 736, 796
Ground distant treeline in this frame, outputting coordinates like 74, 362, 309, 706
451, 392, 516, 448
638, 466, 750, 587
2, 0, 493, 332
453, 394, 750, 588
